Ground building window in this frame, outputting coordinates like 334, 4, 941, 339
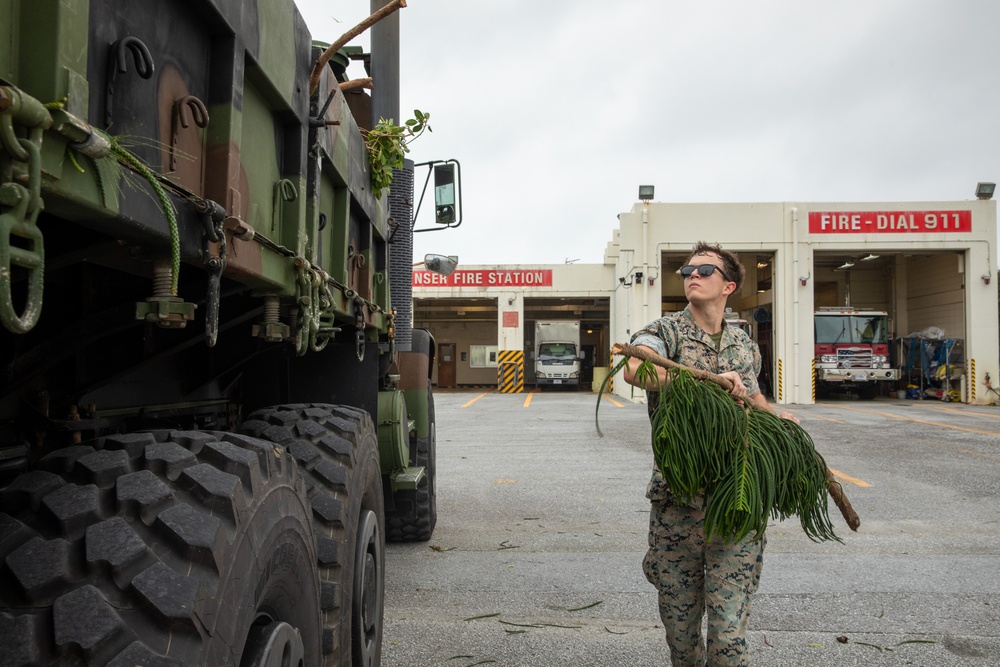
469, 345, 498, 368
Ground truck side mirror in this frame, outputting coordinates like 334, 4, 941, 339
421, 254, 458, 276
434, 163, 457, 225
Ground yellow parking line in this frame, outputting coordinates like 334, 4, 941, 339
828, 468, 871, 487
601, 394, 624, 408
960, 449, 1000, 462
923, 404, 1000, 420
826, 404, 1000, 438
782, 407, 846, 424
461, 392, 490, 408
811, 413, 848, 424
523, 393, 533, 408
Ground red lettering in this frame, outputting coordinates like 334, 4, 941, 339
809, 210, 972, 234
413, 269, 553, 287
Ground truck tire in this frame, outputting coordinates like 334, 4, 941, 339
238, 404, 384, 667
0, 429, 322, 666
386, 380, 437, 542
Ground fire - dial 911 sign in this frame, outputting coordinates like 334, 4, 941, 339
808, 210, 972, 234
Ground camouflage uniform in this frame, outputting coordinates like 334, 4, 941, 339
631, 307, 764, 667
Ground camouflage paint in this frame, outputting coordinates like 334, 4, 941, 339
2, 0, 395, 320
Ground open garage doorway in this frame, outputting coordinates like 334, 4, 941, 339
523, 297, 610, 391
811, 250, 968, 400
413, 297, 499, 388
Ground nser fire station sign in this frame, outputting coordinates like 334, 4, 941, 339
413, 269, 554, 287
808, 210, 972, 234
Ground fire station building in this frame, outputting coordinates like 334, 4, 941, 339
412, 195, 999, 405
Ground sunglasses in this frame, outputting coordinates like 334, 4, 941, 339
679, 264, 732, 282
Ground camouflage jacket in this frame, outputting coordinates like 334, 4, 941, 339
630, 306, 762, 502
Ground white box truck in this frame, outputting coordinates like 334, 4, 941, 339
534, 321, 582, 389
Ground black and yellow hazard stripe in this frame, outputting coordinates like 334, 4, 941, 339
497, 350, 524, 393
778, 358, 785, 403
968, 358, 976, 403
607, 352, 614, 393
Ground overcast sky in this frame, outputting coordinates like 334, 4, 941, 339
296, 1, 1000, 266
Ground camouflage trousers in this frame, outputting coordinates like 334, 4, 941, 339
642, 497, 765, 667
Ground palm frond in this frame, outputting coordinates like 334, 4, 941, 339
599, 344, 847, 544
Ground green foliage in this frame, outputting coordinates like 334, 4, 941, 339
598, 360, 838, 544
364, 109, 431, 198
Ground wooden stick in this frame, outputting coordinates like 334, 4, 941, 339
340, 77, 374, 92
308, 0, 407, 96
612, 343, 735, 390
612, 342, 861, 533
825, 469, 861, 531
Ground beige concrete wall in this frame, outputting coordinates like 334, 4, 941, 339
610, 200, 998, 405
412, 200, 998, 404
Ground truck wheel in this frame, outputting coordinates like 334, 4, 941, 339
386, 380, 438, 542
239, 404, 384, 667
0, 429, 321, 666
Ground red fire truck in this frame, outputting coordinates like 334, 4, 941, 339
814, 308, 899, 399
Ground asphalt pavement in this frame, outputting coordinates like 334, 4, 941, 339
380, 389, 1000, 667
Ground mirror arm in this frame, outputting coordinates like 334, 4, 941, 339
411, 160, 436, 230
413, 159, 462, 233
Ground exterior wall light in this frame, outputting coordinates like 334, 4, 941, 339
860, 253, 880, 261
976, 182, 995, 200
638, 185, 655, 201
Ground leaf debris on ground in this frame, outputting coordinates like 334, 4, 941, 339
463, 612, 501, 621
855, 642, 891, 652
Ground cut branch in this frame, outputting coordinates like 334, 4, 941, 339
340, 77, 373, 92
612, 342, 735, 391
826, 470, 861, 531
612, 342, 860, 533
308, 0, 407, 95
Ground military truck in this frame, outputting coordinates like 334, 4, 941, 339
0, 1, 451, 664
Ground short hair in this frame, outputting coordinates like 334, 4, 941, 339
686, 241, 746, 292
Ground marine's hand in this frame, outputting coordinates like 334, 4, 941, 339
778, 411, 800, 424
718, 371, 747, 397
